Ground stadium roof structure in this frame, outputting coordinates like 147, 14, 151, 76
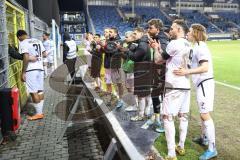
58, 0, 84, 11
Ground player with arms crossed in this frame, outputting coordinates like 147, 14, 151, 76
174, 24, 217, 160
17, 30, 46, 120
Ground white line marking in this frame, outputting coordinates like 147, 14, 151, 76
215, 81, 240, 91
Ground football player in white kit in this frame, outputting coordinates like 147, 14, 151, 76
153, 19, 192, 160
42, 32, 54, 77
174, 24, 217, 160
17, 30, 46, 120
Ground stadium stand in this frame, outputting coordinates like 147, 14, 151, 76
120, 6, 171, 26
214, 12, 240, 25
87, 0, 240, 35
180, 10, 221, 33
89, 5, 132, 36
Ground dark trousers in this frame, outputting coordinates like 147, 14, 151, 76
65, 57, 77, 78
152, 96, 160, 113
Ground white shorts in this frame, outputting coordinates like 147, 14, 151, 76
162, 89, 190, 116
125, 73, 134, 89
25, 70, 44, 93
196, 79, 215, 113
47, 55, 54, 64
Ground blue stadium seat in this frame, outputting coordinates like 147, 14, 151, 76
180, 10, 221, 33
121, 6, 171, 26
89, 6, 132, 36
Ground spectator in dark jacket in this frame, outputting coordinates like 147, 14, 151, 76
104, 27, 125, 109
120, 27, 153, 121
145, 19, 170, 133
89, 34, 103, 90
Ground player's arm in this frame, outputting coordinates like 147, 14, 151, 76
21, 53, 29, 82
22, 53, 29, 72
174, 46, 210, 76
173, 60, 209, 76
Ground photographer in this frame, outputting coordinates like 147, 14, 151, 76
119, 27, 152, 121
104, 27, 125, 108
89, 34, 103, 90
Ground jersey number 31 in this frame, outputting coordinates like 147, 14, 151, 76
33, 44, 42, 61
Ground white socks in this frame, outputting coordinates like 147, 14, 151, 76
146, 95, 152, 107
164, 118, 176, 157
34, 100, 44, 114
135, 95, 138, 107
178, 116, 188, 149
138, 98, 145, 117
204, 119, 216, 151
164, 116, 188, 157
201, 119, 207, 139
96, 77, 101, 87
145, 95, 153, 116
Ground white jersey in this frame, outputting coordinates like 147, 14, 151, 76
19, 38, 46, 72
165, 38, 192, 89
191, 41, 214, 87
43, 39, 54, 57
65, 40, 77, 59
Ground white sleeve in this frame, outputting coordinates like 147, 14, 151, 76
196, 45, 210, 62
19, 42, 29, 54
40, 42, 46, 53
166, 40, 177, 57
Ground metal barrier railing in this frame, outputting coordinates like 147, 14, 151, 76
5, 1, 27, 107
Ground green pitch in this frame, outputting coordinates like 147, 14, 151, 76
208, 40, 240, 87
